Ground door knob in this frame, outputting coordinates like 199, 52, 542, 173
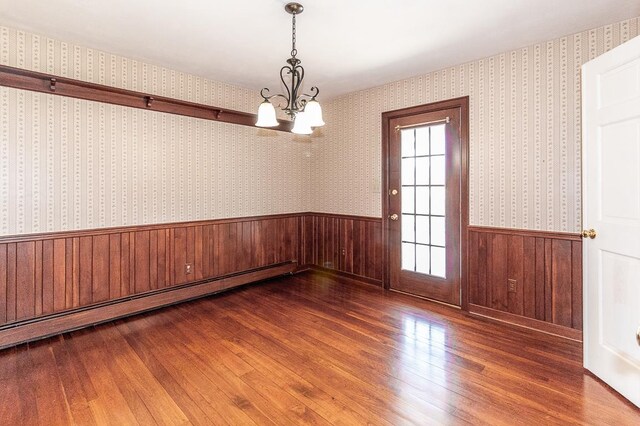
389, 189, 398, 196
581, 229, 597, 239
636, 326, 640, 346
389, 214, 399, 221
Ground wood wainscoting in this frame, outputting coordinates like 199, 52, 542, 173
299, 213, 384, 285
467, 226, 583, 341
0, 214, 583, 348
0, 214, 301, 349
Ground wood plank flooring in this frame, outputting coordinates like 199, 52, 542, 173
0, 271, 638, 425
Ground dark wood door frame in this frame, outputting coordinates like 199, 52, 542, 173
381, 96, 470, 309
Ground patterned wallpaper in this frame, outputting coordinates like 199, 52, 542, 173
2, 18, 639, 236
0, 26, 311, 235
311, 17, 640, 233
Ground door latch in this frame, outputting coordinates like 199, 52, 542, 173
581, 229, 597, 239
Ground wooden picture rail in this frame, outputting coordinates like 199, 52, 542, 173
0, 64, 293, 132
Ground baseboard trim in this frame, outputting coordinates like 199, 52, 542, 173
0, 261, 296, 350
304, 265, 383, 287
303, 266, 582, 343
468, 303, 583, 342
301, 266, 581, 342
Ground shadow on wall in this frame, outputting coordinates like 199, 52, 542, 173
256, 127, 321, 144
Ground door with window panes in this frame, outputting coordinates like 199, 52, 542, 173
387, 106, 462, 305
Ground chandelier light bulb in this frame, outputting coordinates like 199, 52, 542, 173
304, 100, 325, 127
256, 100, 279, 127
291, 111, 313, 135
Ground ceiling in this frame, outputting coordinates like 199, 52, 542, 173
0, 0, 638, 99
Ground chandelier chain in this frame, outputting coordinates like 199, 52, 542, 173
291, 12, 297, 58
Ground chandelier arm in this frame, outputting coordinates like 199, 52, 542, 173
295, 98, 307, 111
301, 86, 320, 100
260, 88, 290, 113
271, 94, 290, 110
279, 65, 294, 113
260, 87, 273, 100
270, 93, 289, 103
290, 68, 297, 112
290, 64, 304, 112
261, 88, 289, 102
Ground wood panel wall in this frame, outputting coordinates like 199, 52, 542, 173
0, 215, 300, 330
300, 213, 384, 284
467, 226, 582, 340
0, 215, 583, 347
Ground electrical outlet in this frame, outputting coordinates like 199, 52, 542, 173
185, 263, 192, 275
341, 248, 346, 256
508, 279, 517, 293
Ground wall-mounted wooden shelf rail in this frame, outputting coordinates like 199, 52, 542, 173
0, 64, 292, 132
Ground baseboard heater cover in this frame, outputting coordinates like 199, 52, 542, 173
0, 261, 297, 350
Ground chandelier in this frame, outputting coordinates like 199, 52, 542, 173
255, 2, 325, 135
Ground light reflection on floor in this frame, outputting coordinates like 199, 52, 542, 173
391, 315, 458, 421
401, 316, 448, 387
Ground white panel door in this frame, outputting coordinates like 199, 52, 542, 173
582, 34, 640, 408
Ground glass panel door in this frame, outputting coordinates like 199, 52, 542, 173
400, 124, 447, 278
385, 100, 465, 306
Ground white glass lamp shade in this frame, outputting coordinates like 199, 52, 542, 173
304, 99, 325, 127
291, 111, 313, 135
256, 100, 279, 127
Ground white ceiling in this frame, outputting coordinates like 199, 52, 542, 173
0, 1, 638, 99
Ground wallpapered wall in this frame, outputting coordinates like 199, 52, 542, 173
312, 17, 640, 233
2, 18, 639, 236
0, 26, 311, 236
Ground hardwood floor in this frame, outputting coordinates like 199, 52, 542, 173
0, 272, 637, 425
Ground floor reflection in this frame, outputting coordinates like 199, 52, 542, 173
401, 315, 447, 386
